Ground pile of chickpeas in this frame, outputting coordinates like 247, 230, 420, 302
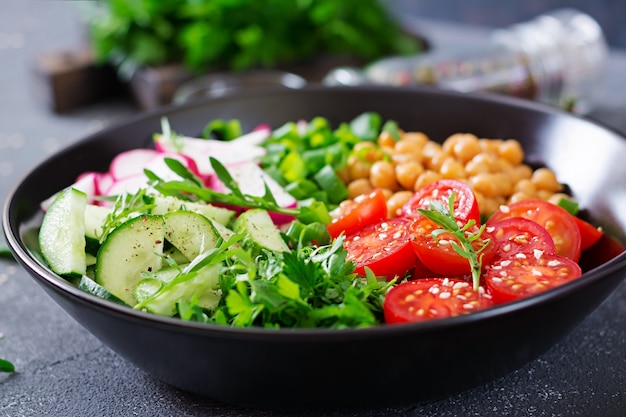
337, 130, 570, 218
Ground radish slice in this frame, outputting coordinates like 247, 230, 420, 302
144, 152, 201, 181
103, 173, 151, 198
40, 172, 98, 211
154, 133, 267, 177
109, 149, 160, 180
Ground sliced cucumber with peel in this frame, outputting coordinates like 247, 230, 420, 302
233, 208, 289, 253
95, 215, 165, 305
151, 195, 235, 225
39, 187, 87, 277
163, 211, 221, 260
135, 263, 221, 316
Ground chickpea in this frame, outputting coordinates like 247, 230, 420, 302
414, 170, 442, 191
353, 142, 385, 164
465, 153, 499, 176
531, 167, 562, 192
468, 172, 500, 198
421, 141, 444, 169
479, 138, 503, 153
442, 133, 482, 164
347, 178, 373, 199
394, 139, 423, 159
509, 191, 533, 203
498, 139, 525, 165
377, 131, 396, 148
386, 191, 414, 217
395, 161, 424, 190
370, 160, 398, 191
347, 155, 371, 180
439, 157, 466, 179
402, 131, 430, 147
514, 178, 537, 196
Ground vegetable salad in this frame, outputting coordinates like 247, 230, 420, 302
37, 113, 604, 328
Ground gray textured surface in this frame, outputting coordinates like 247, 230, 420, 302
1, 1, 625, 416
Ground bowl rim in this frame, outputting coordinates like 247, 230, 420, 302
4, 84, 626, 340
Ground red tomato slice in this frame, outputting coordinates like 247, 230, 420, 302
344, 217, 417, 280
327, 189, 387, 238
484, 252, 582, 304
486, 217, 556, 260
572, 216, 603, 251
384, 278, 493, 323
409, 217, 496, 276
487, 199, 582, 261
401, 179, 480, 224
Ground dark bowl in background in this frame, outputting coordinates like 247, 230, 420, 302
3, 86, 626, 411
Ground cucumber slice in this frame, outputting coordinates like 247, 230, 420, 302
151, 196, 235, 225
78, 275, 127, 305
135, 263, 221, 316
163, 211, 220, 260
39, 187, 87, 277
95, 215, 165, 306
233, 209, 289, 253
84, 204, 112, 255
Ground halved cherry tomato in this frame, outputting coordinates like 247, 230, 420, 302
572, 216, 603, 251
487, 199, 582, 261
343, 217, 417, 280
409, 217, 496, 276
326, 189, 387, 238
384, 278, 493, 324
484, 252, 582, 304
401, 179, 480, 224
486, 217, 556, 260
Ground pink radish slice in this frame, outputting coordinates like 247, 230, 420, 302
109, 148, 160, 180
103, 173, 150, 198
40, 172, 99, 211
154, 134, 267, 177
94, 172, 114, 197
144, 152, 202, 181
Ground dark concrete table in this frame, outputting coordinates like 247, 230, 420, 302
1, 2, 624, 416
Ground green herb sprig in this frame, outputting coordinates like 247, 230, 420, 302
0, 358, 14, 373
418, 194, 491, 291
146, 157, 331, 225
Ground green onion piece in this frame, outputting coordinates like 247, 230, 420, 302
313, 165, 348, 204
285, 179, 320, 200
382, 119, 401, 141
278, 152, 306, 183
349, 112, 382, 142
202, 119, 242, 141
557, 197, 579, 216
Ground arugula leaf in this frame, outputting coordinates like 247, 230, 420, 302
0, 358, 14, 373
148, 157, 330, 225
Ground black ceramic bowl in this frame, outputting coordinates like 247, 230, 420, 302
4, 86, 626, 411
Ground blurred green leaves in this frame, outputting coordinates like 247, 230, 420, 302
86, 0, 420, 73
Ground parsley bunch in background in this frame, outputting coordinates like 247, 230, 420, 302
84, 0, 420, 74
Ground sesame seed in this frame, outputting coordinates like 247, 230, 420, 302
452, 282, 470, 289
532, 268, 542, 276
429, 286, 440, 295
439, 292, 451, 299
502, 243, 511, 252
463, 303, 475, 310
499, 205, 511, 213
533, 249, 544, 260
515, 253, 527, 259
547, 260, 561, 267
500, 260, 512, 267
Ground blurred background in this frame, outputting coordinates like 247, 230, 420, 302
390, 0, 626, 48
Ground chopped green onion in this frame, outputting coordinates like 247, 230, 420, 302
313, 165, 348, 204
557, 197, 579, 216
349, 112, 382, 142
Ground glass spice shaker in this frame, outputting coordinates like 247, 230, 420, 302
325, 9, 608, 113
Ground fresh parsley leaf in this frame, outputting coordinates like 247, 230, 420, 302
0, 358, 14, 373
